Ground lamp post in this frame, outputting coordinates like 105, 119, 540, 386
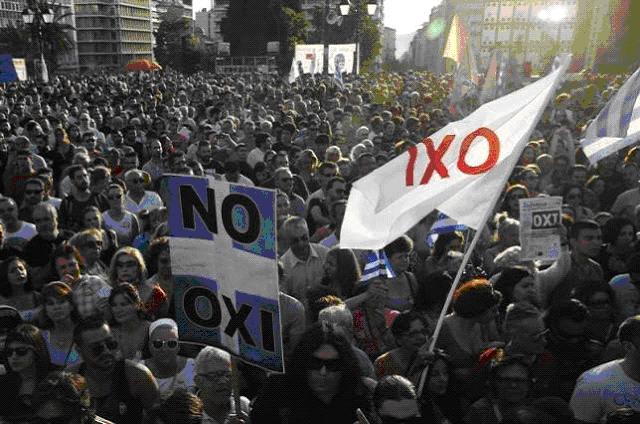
22, 4, 53, 82
339, 0, 378, 74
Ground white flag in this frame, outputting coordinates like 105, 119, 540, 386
340, 55, 571, 250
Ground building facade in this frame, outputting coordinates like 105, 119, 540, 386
382, 26, 395, 62
74, 0, 154, 71
194, 7, 215, 39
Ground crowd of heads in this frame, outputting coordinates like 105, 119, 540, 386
0, 66, 638, 423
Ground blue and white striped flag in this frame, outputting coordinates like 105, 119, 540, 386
581, 66, 640, 164
426, 212, 467, 247
361, 250, 396, 282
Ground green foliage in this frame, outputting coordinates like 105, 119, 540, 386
280, 6, 308, 73
307, 0, 381, 71
0, 0, 75, 73
220, 0, 301, 57
154, 12, 209, 74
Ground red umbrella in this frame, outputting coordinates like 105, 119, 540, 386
125, 59, 162, 72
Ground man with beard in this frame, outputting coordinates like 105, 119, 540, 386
59, 164, 108, 231
70, 318, 159, 424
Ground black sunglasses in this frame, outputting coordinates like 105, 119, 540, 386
5, 346, 33, 357
309, 357, 341, 371
152, 339, 179, 349
89, 338, 118, 356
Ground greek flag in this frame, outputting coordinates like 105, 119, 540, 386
581, 66, 640, 164
426, 213, 467, 247
361, 250, 396, 282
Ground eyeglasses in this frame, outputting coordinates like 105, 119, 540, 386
108, 194, 122, 200
5, 346, 34, 357
308, 357, 341, 372
129, 178, 144, 184
152, 339, 179, 349
88, 338, 118, 356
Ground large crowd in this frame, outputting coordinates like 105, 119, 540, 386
0, 66, 638, 424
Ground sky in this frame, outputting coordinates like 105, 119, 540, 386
192, 0, 442, 36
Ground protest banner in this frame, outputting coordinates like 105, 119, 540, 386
328, 44, 356, 75
288, 44, 324, 83
519, 196, 562, 262
12, 59, 27, 81
166, 175, 283, 372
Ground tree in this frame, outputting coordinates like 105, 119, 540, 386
154, 7, 206, 74
307, 0, 381, 72
0, 0, 75, 74
279, 6, 309, 74
220, 0, 301, 56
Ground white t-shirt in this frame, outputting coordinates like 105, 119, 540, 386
125, 191, 164, 215
570, 359, 640, 423
5, 221, 37, 251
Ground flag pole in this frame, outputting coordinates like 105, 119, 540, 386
417, 58, 571, 399
416, 182, 501, 398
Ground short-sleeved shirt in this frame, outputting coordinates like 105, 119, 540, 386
280, 243, 329, 302
5, 221, 37, 251
570, 360, 640, 423
125, 191, 164, 215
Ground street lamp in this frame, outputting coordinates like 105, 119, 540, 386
22, 5, 53, 82
339, 0, 378, 74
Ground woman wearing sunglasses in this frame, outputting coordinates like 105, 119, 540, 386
251, 323, 374, 424
142, 318, 195, 401
0, 323, 54, 422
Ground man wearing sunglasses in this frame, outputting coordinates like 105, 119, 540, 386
123, 169, 163, 215
280, 216, 328, 303
69, 318, 159, 424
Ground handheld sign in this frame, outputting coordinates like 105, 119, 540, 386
167, 175, 283, 372
519, 196, 562, 262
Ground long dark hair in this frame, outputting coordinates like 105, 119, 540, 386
289, 323, 363, 401
324, 247, 361, 298
0, 256, 34, 298
4, 324, 53, 380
